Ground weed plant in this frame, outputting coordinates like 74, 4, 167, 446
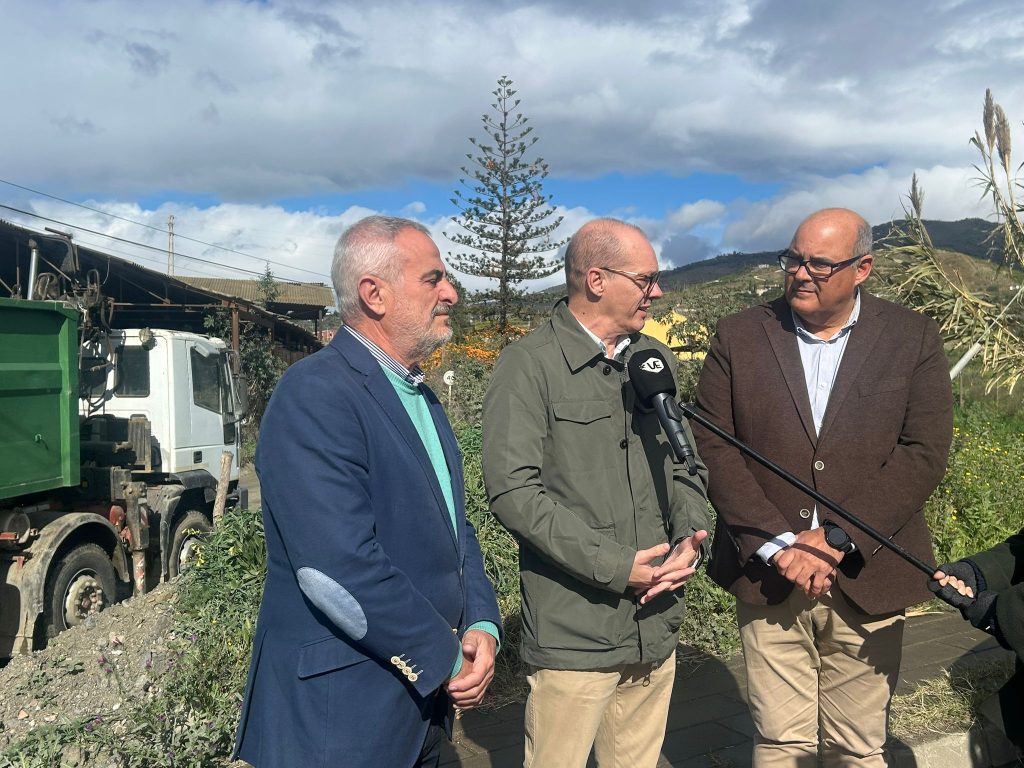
457, 422, 529, 704
0, 507, 265, 767
927, 401, 1024, 562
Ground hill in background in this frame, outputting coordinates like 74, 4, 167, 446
658, 218, 1001, 290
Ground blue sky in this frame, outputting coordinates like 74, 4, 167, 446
1, 0, 1021, 289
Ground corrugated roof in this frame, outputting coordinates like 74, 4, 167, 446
179, 277, 334, 307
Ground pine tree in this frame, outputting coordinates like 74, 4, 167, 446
256, 263, 280, 309
446, 76, 567, 343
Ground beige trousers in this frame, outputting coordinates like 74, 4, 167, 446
737, 589, 905, 768
523, 652, 676, 768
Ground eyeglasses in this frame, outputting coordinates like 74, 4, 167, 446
778, 250, 865, 278
600, 266, 661, 292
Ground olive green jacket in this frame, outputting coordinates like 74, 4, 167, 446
482, 299, 710, 670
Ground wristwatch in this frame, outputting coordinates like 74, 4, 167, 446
822, 522, 855, 554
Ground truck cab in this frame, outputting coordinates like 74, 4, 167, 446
82, 328, 244, 484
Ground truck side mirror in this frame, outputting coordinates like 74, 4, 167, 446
233, 373, 250, 419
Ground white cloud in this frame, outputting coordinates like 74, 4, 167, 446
2, 0, 1022, 199
1, 0, 1020, 289
722, 164, 991, 253
668, 199, 727, 231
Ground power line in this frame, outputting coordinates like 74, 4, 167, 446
0, 203, 273, 279
0, 177, 331, 279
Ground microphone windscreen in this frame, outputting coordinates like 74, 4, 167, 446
627, 348, 676, 406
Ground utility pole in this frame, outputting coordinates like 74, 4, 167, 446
167, 214, 175, 275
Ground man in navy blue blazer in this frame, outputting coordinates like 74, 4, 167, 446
234, 215, 502, 768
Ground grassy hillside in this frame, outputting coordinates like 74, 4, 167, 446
657, 217, 1001, 291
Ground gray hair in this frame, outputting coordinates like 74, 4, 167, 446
564, 218, 646, 296
853, 217, 873, 259
331, 215, 431, 321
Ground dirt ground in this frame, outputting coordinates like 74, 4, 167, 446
0, 581, 178, 750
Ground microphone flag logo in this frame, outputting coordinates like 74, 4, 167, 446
639, 358, 664, 373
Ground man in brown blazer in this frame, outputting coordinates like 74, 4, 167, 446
694, 208, 953, 767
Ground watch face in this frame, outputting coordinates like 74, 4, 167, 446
826, 526, 849, 549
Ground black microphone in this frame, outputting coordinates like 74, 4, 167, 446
627, 349, 699, 476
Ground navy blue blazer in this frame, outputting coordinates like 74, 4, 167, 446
234, 330, 501, 768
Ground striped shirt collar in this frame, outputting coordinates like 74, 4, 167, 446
343, 325, 426, 386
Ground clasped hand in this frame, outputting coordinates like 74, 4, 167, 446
629, 530, 709, 605
772, 527, 844, 598
446, 629, 496, 709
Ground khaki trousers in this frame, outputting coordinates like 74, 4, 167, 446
523, 652, 675, 768
737, 589, 904, 768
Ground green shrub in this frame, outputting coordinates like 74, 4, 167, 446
425, 348, 497, 427
455, 422, 529, 703
0, 507, 265, 767
926, 401, 1024, 562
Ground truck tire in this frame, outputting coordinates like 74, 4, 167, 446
44, 543, 117, 637
169, 509, 213, 578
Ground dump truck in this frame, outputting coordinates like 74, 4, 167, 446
0, 271, 247, 656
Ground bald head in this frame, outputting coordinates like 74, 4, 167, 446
792, 208, 873, 261
565, 218, 648, 297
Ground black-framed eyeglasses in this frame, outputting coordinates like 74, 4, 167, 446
777, 250, 865, 278
600, 266, 661, 292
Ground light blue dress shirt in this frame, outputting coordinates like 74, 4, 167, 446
757, 292, 861, 562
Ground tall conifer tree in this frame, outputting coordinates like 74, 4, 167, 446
447, 76, 566, 343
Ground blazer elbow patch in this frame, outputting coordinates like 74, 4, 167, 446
296, 567, 368, 641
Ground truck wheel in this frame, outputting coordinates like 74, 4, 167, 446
45, 544, 117, 636
169, 510, 213, 578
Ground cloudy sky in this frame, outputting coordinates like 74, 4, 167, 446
2, 0, 1021, 290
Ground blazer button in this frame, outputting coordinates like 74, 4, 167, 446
799, 508, 811, 519
391, 656, 401, 666
814, 460, 825, 471
409, 673, 419, 682
619, 439, 628, 449
603, 365, 612, 375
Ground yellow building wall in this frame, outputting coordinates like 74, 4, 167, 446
643, 311, 706, 362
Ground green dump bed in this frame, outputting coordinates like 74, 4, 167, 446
0, 298, 80, 500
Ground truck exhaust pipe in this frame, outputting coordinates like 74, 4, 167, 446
27, 239, 39, 300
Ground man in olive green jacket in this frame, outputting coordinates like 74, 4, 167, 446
482, 218, 710, 768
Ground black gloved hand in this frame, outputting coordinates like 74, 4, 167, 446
928, 560, 983, 609
963, 589, 998, 632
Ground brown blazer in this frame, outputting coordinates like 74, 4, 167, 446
693, 291, 953, 615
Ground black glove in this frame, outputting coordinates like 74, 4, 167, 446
962, 590, 1010, 650
928, 560, 984, 609
966, 593, 999, 634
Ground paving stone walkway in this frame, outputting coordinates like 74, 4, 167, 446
442, 611, 1021, 768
